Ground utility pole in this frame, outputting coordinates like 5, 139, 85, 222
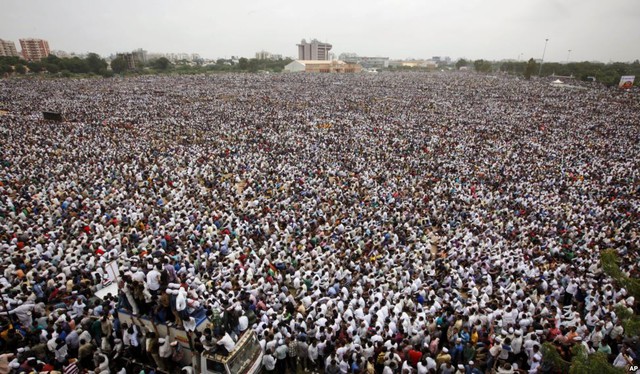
538, 38, 549, 76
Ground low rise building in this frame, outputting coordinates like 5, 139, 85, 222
339, 53, 389, 69
284, 60, 361, 73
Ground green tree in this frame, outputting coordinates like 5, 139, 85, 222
524, 58, 537, 80
473, 59, 492, 73
15, 64, 27, 74
455, 58, 468, 70
86, 53, 108, 74
44, 55, 60, 64
0, 56, 22, 65
601, 250, 640, 335
27, 61, 44, 73
0, 64, 12, 75
110, 56, 128, 74
42, 63, 60, 74
238, 57, 249, 70
541, 342, 625, 374
60, 57, 89, 74
151, 57, 172, 70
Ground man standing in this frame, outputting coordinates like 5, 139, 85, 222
287, 337, 298, 373
275, 339, 288, 373
262, 348, 277, 374
158, 337, 173, 371
147, 264, 162, 297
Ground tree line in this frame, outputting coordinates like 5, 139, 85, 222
0, 53, 111, 77
0, 53, 293, 77
2, 53, 639, 86
105, 55, 293, 75
455, 58, 640, 86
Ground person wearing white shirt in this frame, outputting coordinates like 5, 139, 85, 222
238, 314, 249, 332
217, 332, 236, 353
528, 345, 542, 373
417, 359, 429, 374
308, 340, 319, 368
585, 309, 600, 331
612, 346, 633, 368
589, 325, 604, 346
71, 299, 86, 318
262, 349, 276, 373
146, 265, 162, 293
609, 320, 624, 340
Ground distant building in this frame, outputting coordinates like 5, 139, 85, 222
255, 50, 271, 60
50, 50, 71, 58
256, 51, 284, 60
165, 53, 192, 62
389, 59, 438, 69
19, 38, 50, 61
358, 57, 389, 69
297, 39, 332, 61
0, 39, 19, 57
338, 53, 389, 69
432, 56, 451, 64
117, 53, 137, 69
132, 48, 148, 64
284, 60, 361, 73
339, 53, 358, 63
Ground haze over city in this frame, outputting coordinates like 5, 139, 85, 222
2, 0, 639, 62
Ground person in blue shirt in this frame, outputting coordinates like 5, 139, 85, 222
459, 327, 471, 344
465, 360, 483, 374
451, 338, 465, 367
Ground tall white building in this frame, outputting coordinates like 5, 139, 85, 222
0, 39, 19, 57
297, 39, 332, 61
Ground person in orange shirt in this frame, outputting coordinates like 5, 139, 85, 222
564, 326, 579, 345
15, 268, 25, 279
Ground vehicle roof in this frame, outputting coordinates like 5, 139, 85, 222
206, 330, 255, 364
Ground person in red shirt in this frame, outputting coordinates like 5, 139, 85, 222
407, 348, 423, 367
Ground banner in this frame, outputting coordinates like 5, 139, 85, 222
43, 111, 63, 121
619, 76, 635, 89
104, 260, 120, 286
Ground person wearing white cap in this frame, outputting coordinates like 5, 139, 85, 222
158, 336, 173, 369
528, 344, 542, 373
2, 66, 640, 374
466, 360, 483, 374
0, 301, 36, 327
436, 347, 451, 366
511, 329, 524, 362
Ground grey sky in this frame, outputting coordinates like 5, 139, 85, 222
2, 0, 639, 62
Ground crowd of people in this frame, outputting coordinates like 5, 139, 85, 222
0, 72, 638, 374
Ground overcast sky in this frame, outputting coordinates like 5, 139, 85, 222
2, 0, 639, 62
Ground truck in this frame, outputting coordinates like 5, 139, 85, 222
96, 284, 263, 374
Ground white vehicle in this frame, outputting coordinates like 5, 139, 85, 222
97, 285, 263, 374
200, 329, 263, 374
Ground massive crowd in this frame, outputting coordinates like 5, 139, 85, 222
0, 72, 638, 374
